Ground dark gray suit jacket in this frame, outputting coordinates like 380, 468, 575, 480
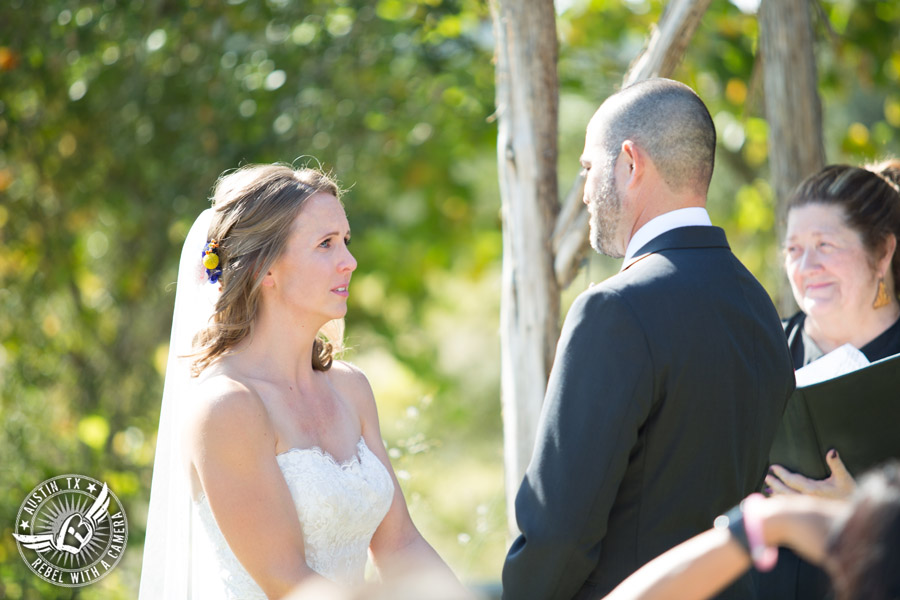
502, 226, 795, 600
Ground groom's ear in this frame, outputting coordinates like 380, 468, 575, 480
621, 140, 643, 190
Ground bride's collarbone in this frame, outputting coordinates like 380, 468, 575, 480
263, 382, 362, 458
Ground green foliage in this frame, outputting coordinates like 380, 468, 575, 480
1, 0, 499, 596
1, 0, 899, 597
557, 0, 900, 302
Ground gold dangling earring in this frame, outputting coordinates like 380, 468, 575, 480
873, 277, 892, 309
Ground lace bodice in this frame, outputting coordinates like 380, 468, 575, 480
192, 437, 395, 599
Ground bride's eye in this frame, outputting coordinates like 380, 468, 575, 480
319, 238, 332, 249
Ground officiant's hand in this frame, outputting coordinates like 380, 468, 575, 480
765, 450, 856, 500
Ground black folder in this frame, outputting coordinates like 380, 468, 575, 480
768, 352, 900, 480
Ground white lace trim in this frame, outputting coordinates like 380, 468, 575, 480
193, 437, 394, 599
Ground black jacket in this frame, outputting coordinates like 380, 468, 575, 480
502, 226, 795, 600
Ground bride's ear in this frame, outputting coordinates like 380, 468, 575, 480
261, 271, 275, 288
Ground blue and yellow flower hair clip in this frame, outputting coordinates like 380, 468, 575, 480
202, 240, 222, 284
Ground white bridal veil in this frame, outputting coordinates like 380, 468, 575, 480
139, 209, 217, 599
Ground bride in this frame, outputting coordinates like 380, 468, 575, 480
139, 164, 460, 599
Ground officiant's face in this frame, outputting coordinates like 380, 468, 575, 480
785, 203, 879, 320
265, 192, 357, 322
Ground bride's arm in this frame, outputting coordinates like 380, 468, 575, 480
331, 362, 464, 589
185, 378, 329, 599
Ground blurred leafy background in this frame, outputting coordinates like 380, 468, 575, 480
1, 0, 898, 597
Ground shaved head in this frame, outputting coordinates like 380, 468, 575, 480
588, 78, 716, 195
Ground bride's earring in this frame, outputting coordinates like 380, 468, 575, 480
873, 277, 892, 309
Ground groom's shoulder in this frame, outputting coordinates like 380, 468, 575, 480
565, 263, 676, 333
564, 279, 643, 336
579, 249, 701, 307
574, 265, 654, 309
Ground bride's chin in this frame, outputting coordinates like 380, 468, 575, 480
330, 305, 349, 319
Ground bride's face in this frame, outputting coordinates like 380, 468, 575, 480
263, 192, 356, 323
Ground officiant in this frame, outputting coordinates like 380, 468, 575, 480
760, 161, 900, 600
780, 161, 900, 370
772, 161, 900, 494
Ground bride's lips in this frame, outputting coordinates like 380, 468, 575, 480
331, 284, 349, 298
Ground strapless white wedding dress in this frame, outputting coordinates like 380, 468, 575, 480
192, 436, 395, 599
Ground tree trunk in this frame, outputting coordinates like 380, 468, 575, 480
489, 0, 561, 532
554, 0, 714, 289
760, 0, 825, 314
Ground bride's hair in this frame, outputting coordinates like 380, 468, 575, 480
191, 163, 342, 376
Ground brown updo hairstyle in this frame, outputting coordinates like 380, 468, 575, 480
191, 163, 342, 376
786, 163, 900, 296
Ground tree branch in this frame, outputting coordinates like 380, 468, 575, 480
760, 0, 824, 314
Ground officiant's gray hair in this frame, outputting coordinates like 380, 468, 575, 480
191, 163, 342, 376
596, 78, 716, 195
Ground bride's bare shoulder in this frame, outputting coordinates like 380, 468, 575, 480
328, 360, 373, 394
327, 360, 379, 418
185, 369, 274, 452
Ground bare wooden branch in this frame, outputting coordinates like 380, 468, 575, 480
490, 0, 561, 533
554, 0, 713, 290
624, 0, 714, 87
552, 171, 589, 290
811, 0, 841, 46
760, 0, 825, 314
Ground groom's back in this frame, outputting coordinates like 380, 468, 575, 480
584, 236, 793, 598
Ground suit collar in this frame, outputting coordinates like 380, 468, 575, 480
623, 207, 712, 262
621, 226, 730, 272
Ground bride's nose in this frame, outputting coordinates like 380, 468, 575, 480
339, 246, 357, 273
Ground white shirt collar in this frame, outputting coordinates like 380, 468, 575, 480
623, 207, 712, 262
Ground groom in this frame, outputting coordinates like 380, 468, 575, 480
501, 79, 795, 600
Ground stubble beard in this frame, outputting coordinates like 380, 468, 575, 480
588, 163, 624, 259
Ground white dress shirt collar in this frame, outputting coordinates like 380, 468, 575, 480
623, 207, 712, 262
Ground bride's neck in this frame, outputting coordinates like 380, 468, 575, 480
233, 306, 323, 385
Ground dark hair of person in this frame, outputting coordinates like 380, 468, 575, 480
825, 461, 900, 600
787, 164, 900, 295
600, 78, 717, 195
191, 164, 342, 376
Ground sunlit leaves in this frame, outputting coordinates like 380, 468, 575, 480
2, 0, 499, 593
78, 415, 111, 451
3, 0, 899, 594
885, 97, 900, 127
377, 0, 419, 22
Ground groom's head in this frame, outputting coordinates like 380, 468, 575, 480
580, 78, 716, 257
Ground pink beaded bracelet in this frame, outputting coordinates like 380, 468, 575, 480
741, 493, 778, 571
